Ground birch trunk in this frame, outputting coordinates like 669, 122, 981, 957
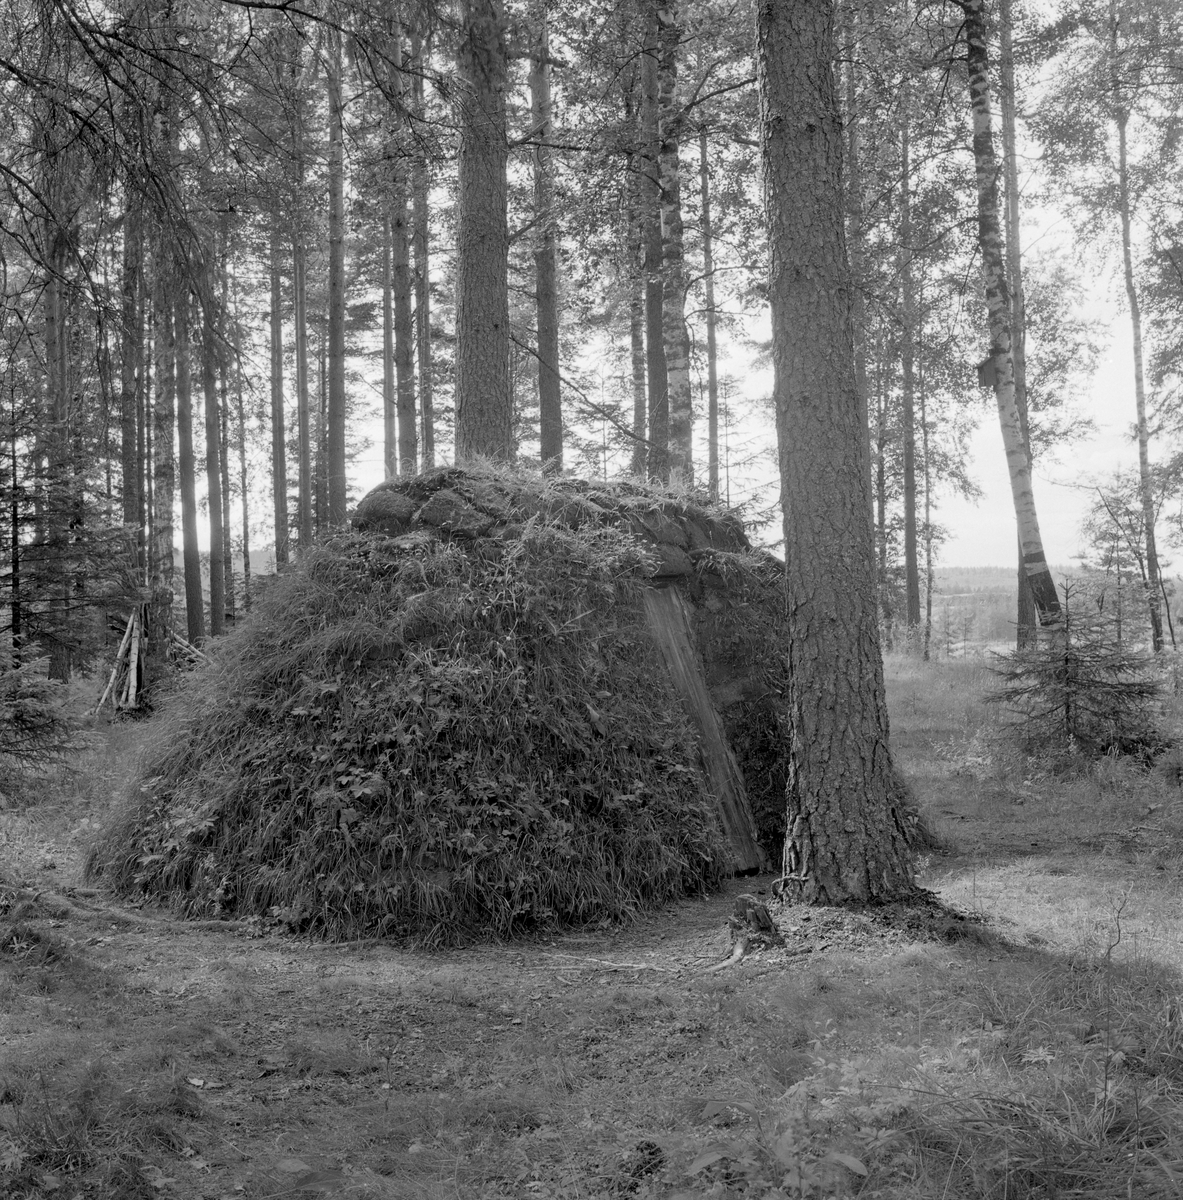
963, 0, 1059, 626
758, 0, 915, 904
999, 0, 1036, 647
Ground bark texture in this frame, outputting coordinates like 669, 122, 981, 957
454, 0, 514, 463
1110, 0, 1162, 651
640, 6, 668, 482
175, 291, 205, 644
326, 34, 348, 524
998, 0, 1036, 646
963, 0, 1059, 625
656, 0, 692, 482
757, 0, 915, 904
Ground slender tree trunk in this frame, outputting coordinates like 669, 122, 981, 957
629, 278, 648, 478
8, 410, 19, 661
382, 208, 397, 478
392, 165, 417, 475
641, 6, 668, 482
962, 0, 1059, 626
326, 32, 348, 522
899, 118, 921, 636
921, 359, 934, 661
625, 66, 648, 478
218, 237, 235, 617
231, 276, 251, 612
316, 340, 328, 528
531, 6, 563, 469
292, 232, 313, 550
44, 244, 71, 681
699, 128, 720, 500
454, 0, 513, 461
758, 0, 915, 905
200, 290, 225, 637
843, 6, 870, 450
999, 0, 1036, 647
269, 218, 289, 565
411, 34, 435, 470
150, 262, 176, 658
656, 0, 692, 482
875, 360, 894, 651
175, 291, 205, 645
1110, 4, 1162, 651
120, 203, 142, 548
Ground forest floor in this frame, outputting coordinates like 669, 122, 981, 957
4, 656, 1183, 1199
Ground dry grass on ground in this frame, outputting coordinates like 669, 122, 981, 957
3, 653, 1183, 1198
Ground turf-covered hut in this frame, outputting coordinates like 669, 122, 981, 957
89, 467, 789, 945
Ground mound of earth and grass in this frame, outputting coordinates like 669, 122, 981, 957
87, 467, 789, 944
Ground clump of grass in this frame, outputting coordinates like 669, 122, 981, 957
88, 512, 728, 945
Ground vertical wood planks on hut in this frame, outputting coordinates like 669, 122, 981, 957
643, 585, 766, 873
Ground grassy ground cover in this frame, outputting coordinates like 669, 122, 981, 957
2, 652, 1183, 1198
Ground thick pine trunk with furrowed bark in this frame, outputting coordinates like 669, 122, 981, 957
758, 0, 916, 905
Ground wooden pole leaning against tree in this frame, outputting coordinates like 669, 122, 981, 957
757, 0, 916, 905
961, 0, 1060, 628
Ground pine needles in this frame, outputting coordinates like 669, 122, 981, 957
87, 516, 729, 945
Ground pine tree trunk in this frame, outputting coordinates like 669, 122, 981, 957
531, 7, 563, 470
900, 119, 921, 636
292, 231, 313, 549
411, 34, 435, 470
326, 32, 348, 523
150, 262, 176, 658
454, 0, 513, 462
758, 0, 915, 904
231, 278, 251, 612
120, 203, 143, 550
625, 66, 648, 478
175, 291, 205, 645
699, 128, 720, 501
218, 238, 235, 617
629, 275, 648, 478
1000, 0, 1036, 648
200, 289, 225, 637
382, 208, 397, 479
656, 0, 692, 482
641, 5, 668, 482
269, 219, 289, 565
44, 243, 71, 682
963, 0, 1059, 626
392, 168, 417, 475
